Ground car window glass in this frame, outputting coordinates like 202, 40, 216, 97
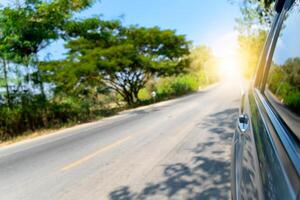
265, 2, 300, 140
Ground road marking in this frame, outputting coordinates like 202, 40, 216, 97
61, 135, 132, 171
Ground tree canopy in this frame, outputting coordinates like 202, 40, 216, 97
0, 0, 213, 141
232, 0, 276, 33
41, 18, 190, 105
229, 0, 274, 79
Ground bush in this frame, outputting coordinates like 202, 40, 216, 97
0, 107, 22, 140
138, 88, 152, 100
155, 74, 199, 98
171, 74, 199, 93
0, 73, 211, 141
284, 89, 300, 114
0, 96, 99, 141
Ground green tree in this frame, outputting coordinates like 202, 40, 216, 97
283, 58, 300, 88
0, 0, 98, 140
268, 58, 300, 113
238, 30, 267, 78
0, 0, 96, 99
189, 45, 217, 84
227, 0, 273, 79
43, 18, 190, 105
231, 0, 276, 33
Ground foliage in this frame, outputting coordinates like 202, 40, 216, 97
231, 0, 276, 33
0, 0, 98, 141
268, 58, 300, 114
138, 88, 152, 101
155, 74, 200, 98
0, 0, 96, 100
189, 45, 218, 82
284, 90, 300, 113
42, 18, 190, 105
141, 45, 218, 101
231, 0, 272, 79
238, 30, 267, 79
189, 46, 212, 72
0, 1, 214, 141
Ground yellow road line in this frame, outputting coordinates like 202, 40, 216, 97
61, 135, 132, 171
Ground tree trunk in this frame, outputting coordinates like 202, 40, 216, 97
2, 58, 11, 107
123, 90, 134, 106
37, 69, 46, 99
35, 57, 46, 100
125, 94, 134, 106
133, 89, 140, 103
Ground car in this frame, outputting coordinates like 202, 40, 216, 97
231, 0, 300, 199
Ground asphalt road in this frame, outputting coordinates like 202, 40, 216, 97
0, 81, 240, 200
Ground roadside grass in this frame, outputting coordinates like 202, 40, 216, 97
0, 79, 216, 146
0, 127, 66, 147
0, 107, 123, 146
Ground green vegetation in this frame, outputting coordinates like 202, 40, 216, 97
238, 30, 267, 79
232, 0, 273, 79
232, 0, 275, 34
137, 46, 218, 104
156, 74, 199, 97
0, 1, 217, 142
135, 74, 201, 104
234, 0, 299, 114
42, 19, 190, 106
268, 58, 300, 114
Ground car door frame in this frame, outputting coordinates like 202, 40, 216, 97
253, 0, 300, 197
231, 9, 282, 200
231, 0, 300, 199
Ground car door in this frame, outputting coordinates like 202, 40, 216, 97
231, 6, 281, 200
231, 0, 300, 199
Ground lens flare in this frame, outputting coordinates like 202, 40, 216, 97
217, 56, 241, 79
212, 32, 242, 80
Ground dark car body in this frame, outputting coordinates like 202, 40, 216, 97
231, 0, 300, 199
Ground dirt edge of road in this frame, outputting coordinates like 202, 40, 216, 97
0, 83, 219, 148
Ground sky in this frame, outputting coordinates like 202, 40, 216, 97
0, 0, 242, 60
273, 5, 300, 65
43, 0, 241, 60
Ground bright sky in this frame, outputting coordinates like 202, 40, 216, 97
39, 0, 241, 60
0, 0, 242, 60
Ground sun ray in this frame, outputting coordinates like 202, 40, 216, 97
212, 31, 242, 80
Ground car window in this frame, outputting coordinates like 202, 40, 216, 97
265, 2, 300, 140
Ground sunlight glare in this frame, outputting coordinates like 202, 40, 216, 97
212, 32, 241, 80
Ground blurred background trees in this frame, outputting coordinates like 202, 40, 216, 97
234, 0, 275, 33
231, 0, 275, 79
268, 58, 300, 114
234, 0, 300, 113
189, 45, 218, 84
0, 0, 280, 141
0, 0, 97, 140
0, 0, 217, 141
238, 30, 267, 78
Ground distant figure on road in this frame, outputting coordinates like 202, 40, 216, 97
151, 91, 157, 99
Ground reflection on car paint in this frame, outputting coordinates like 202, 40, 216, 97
249, 92, 294, 199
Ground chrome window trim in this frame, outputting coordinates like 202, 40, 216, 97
260, 8, 287, 91
254, 89, 300, 196
257, 0, 300, 169
255, 0, 300, 168
254, 13, 280, 87
250, 0, 300, 198
256, 90, 300, 173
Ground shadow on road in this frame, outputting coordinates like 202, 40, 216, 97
109, 108, 238, 200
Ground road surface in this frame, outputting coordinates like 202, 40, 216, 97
0, 81, 240, 200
